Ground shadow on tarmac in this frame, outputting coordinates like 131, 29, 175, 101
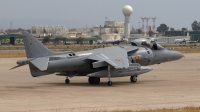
4, 80, 167, 89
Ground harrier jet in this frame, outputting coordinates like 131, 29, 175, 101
97, 37, 125, 45
174, 38, 198, 44
11, 31, 183, 86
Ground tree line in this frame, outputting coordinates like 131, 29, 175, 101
156, 20, 200, 33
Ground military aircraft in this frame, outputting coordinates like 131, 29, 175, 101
174, 39, 187, 44
97, 37, 125, 45
174, 38, 198, 44
11, 31, 183, 86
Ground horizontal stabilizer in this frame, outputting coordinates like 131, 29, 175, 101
30, 57, 49, 71
17, 58, 33, 65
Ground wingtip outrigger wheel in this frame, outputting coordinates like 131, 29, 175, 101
65, 77, 70, 84
108, 81, 112, 86
130, 75, 137, 83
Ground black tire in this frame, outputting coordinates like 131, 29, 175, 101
107, 81, 112, 86
93, 77, 100, 84
65, 79, 70, 84
88, 77, 93, 84
130, 76, 137, 83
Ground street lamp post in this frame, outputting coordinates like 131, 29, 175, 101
100, 25, 101, 38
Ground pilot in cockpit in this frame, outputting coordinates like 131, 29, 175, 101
131, 40, 158, 50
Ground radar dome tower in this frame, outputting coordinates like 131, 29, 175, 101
122, 5, 133, 38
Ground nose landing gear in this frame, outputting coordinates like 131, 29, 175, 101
130, 76, 137, 83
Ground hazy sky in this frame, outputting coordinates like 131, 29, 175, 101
0, 0, 199, 30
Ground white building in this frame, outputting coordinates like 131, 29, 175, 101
101, 34, 121, 41
104, 21, 124, 28
68, 28, 91, 38
66, 21, 125, 40
31, 25, 68, 36
100, 21, 124, 41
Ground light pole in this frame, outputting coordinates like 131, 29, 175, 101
100, 25, 101, 38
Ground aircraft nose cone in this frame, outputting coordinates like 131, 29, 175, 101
168, 50, 184, 61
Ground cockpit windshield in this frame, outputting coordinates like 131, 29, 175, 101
141, 41, 152, 48
141, 41, 159, 50
131, 39, 164, 50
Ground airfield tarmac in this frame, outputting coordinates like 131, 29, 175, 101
0, 53, 200, 112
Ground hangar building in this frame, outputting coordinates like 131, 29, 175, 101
0, 34, 23, 45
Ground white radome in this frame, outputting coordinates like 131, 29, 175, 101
122, 5, 133, 16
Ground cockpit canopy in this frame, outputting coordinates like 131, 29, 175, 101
130, 38, 164, 50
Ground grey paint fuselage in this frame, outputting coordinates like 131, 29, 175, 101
45, 46, 182, 76
14, 31, 183, 81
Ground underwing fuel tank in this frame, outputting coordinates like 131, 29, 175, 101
87, 63, 152, 78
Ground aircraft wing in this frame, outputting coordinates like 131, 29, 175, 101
121, 46, 139, 53
87, 47, 129, 69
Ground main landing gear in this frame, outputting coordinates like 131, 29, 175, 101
65, 77, 70, 84
88, 77, 100, 84
107, 65, 112, 86
88, 65, 112, 86
130, 75, 137, 83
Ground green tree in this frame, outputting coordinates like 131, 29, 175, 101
138, 29, 142, 34
182, 28, 187, 31
42, 36, 50, 43
77, 37, 84, 45
43, 28, 47, 33
191, 20, 200, 30
26, 29, 31, 33
89, 40, 93, 45
170, 28, 175, 31
62, 38, 67, 44
148, 31, 154, 37
54, 38, 60, 44
93, 35, 99, 37
32, 29, 36, 33
157, 24, 169, 33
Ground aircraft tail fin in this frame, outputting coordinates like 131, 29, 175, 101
22, 31, 54, 58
